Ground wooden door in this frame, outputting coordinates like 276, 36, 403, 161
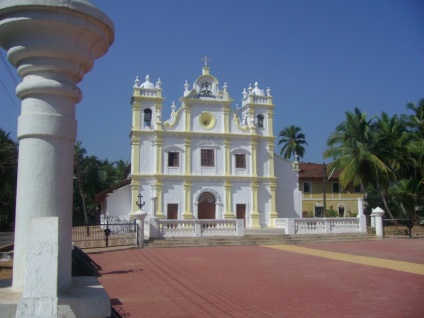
167, 204, 178, 219
236, 204, 246, 226
198, 192, 215, 219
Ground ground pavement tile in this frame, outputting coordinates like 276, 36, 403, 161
89, 240, 424, 318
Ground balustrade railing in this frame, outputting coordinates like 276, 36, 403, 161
278, 217, 367, 235
150, 219, 244, 238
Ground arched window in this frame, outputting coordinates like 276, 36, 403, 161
143, 109, 152, 126
257, 114, 264, 128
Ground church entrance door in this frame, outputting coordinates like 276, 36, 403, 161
198, 192, 215, 219
236, 204, 246, 227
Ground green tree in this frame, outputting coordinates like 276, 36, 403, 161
373, 112, 409, 217
73, 142, 104, 225
277, 125, 308, 160
324, 108, 394, 216
73, 142, 130, 225
0, 129, 18, 229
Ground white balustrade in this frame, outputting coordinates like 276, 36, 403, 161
283, 217, 366, 235
151, 219, 244, 238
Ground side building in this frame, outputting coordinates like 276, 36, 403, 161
100, 64, 302, 229
298, 162, 364, 218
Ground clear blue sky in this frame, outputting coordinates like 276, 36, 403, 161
1, 0, 423, 164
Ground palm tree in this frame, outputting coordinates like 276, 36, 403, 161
277, 125, 308, 160
373, 113, 410, 218
114, 160, 130, 181
324, 108, 394, 216
406, 99, 424, 139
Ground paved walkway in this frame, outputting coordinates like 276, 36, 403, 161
89, 239, 424, 318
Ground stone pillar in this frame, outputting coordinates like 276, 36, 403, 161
0, 0, 114, 291
371, 207, 385, 238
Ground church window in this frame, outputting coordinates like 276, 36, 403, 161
143, 109, 152, 126
303, 182, 311, 193
257, 114, 264, 128
235, 154, 246, 168
201, 149, 214, 167
168, 152, 179, 167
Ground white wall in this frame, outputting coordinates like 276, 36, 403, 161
104, 184, 132, 218
274, 155, 302, 218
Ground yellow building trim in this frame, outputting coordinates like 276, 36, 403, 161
133, 129, 275, 142
250, 139, 258, 177
250, 182, 260, 229
183, 103, 191, 132
184, 137, 191, 175
223, 181, 234, 219
132, 103, 141, 130
222, 105, 230, 134
232, 112, 250, 133
224, 139, 230, 176
163, 105, 183, 129
268, 143, 275, 178
267, 110, 274, 137
269, 182, 278, 227
130, 136, 140, 174
131, 173, 277, 183
154, 137, 163, 174
153, 180, 165, 219
182, 181, 193, 219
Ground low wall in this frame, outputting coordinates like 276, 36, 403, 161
148, 219, 244, 238
276, 216, 367, 235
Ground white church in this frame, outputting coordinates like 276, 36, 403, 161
100, 62, 302, 229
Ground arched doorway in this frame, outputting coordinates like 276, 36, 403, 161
198, 192, 216, 219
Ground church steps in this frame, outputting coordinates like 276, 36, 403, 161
144, 233, 378, 248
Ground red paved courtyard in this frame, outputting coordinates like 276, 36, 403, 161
89, 239, 424, 318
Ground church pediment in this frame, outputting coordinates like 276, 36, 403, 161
194, 72, 219, 98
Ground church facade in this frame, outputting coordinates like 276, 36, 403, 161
101, 63, 302, 229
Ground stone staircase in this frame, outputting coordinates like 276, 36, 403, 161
144, 231, 378, 248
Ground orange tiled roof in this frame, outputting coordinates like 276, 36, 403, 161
298, 162, 341, 179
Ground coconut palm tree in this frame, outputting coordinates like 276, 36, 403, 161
324, 108, 395, 216
277, 125, 308, 160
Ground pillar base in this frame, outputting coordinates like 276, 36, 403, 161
182, 213, 194, 220
0, 277, 110, 318
269, 211, 278, 228
250, 213, 261, 229
223, 213, 234, 219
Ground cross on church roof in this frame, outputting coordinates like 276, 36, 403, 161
201, 55, 211, 67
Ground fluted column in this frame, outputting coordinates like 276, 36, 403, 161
0, 0, 114, 291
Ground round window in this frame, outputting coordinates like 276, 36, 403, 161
198, 112, 216, 130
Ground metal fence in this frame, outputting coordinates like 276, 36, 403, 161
72, 217, 137, 249
383, 219, 424, 238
